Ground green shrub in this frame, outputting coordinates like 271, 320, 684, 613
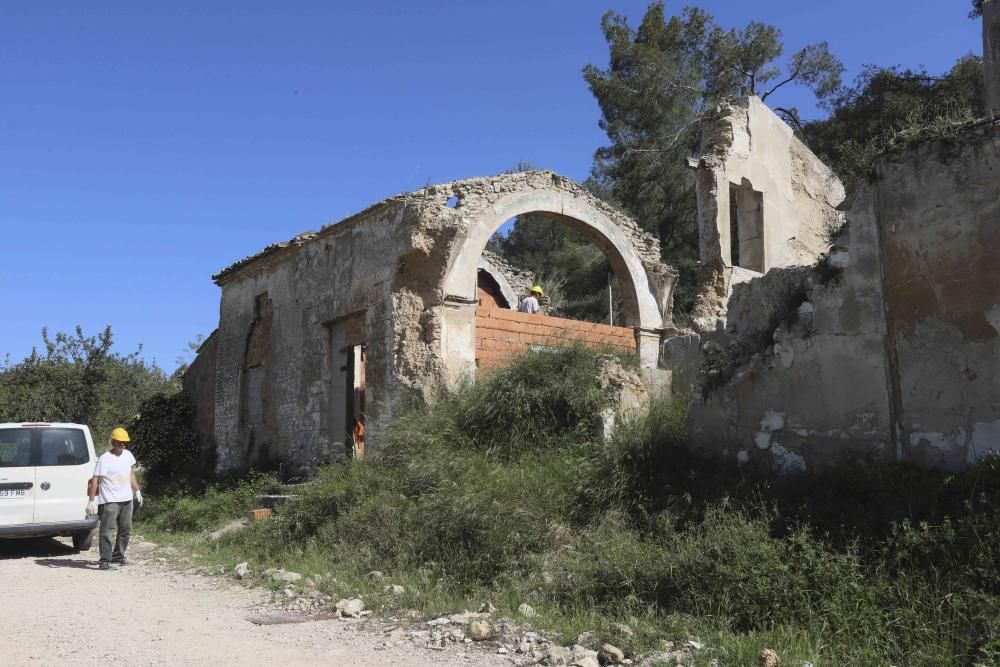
128, 390, 202, 480
454, 343, 631, 456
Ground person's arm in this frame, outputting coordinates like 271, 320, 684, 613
86, 475, 100, 516
131, 466, 142, 505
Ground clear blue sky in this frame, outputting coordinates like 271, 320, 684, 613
0, 1, 982, 371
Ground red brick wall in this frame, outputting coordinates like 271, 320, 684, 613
475, 305, 636, 369
477, 285, 503, 310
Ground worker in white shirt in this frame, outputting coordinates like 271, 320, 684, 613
518, 284, 544, 314
86, 427, 142, 570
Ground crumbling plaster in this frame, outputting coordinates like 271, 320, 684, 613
688, 119, 1000, 473
690, 96, 845, 331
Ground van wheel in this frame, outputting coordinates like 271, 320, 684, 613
72, 530, 94, 552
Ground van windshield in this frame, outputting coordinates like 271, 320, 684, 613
0, 427, 90, 467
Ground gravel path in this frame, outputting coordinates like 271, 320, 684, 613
0, 536, 512, 667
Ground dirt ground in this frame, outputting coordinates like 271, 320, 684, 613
0, 536, 512, 667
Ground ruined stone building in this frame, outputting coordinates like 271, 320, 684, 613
186, 87, 999, 477
185, 171, 677, 475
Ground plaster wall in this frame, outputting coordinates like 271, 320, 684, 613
691, 97, 845, 330
689, 121, 1000, 473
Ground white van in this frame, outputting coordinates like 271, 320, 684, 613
0, 422, 98, 551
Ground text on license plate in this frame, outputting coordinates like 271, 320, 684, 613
0, 489, 26, 498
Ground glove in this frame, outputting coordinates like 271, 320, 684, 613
85, 499, 98, 517
135, 490, 143, 506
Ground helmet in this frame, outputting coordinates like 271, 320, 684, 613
110, 427, 131, 443
530, 285, 544, 296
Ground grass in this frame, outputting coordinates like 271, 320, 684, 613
138, 344, 1000, 666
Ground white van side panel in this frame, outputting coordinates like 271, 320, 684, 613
32, 426, 95, 525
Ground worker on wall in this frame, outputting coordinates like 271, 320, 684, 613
518, 285, 544, 314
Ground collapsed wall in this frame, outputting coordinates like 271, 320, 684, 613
689, 96, 845, 331
689, 120, 1000, 472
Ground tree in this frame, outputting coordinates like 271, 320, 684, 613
972, 0, 984, 18
802, 58, 984, 184
0, 326, 172, 446
583, 2, 843, 319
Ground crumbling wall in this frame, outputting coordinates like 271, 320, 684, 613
182, 330, 218, 470
211, 202, 407, 475
689, 120, 1000, 472
395, 170, 676, 387
878, 125, 1000, 468
690, 97, 845, 331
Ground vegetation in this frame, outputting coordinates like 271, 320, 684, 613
141, 345, 1000, 666
802, 59, 985, 184
582, 2, 843, 318
0, 326, 173, 447
128, 390, 204, 479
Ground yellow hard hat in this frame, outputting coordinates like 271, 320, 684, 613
530, 285, 544, 296
110, 427, 131, 443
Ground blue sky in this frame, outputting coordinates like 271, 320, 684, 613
0, 1, 983, 371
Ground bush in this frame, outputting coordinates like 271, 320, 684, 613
128, 390, 202, 481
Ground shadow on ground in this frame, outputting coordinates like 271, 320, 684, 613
35, 558, 99, 570
0, 537, 80, 560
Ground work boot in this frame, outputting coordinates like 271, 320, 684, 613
98, 561, 111, 571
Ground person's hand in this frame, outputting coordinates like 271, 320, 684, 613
135, 490, 143, 506
85, 499, 98, 516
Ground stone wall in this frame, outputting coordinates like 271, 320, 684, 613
181, 330, 218, 470
211, 201, 407, 475
689, 120, 1000, 472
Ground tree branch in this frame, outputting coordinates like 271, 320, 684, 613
761, 61, 803, 101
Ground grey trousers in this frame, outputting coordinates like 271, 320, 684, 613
98, 500, 133, 563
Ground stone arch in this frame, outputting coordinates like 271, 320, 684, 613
443, 189, 664, 330
436, 176, 673, 382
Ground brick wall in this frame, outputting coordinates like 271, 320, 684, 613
476, 305, 636, 369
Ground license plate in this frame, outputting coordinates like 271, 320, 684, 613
0, 489, 26, 498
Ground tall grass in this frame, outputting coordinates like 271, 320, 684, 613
140, 345, 1000, 665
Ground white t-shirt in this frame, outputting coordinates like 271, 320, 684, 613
93, 449, 136, 504
518, 296, 540, 314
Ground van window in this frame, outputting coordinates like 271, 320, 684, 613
0, 429, 33, 467
39, 428, 90, 466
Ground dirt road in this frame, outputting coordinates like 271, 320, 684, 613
0, 536, 511, 667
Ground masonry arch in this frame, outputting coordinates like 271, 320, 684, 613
439, 185, 668, 382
